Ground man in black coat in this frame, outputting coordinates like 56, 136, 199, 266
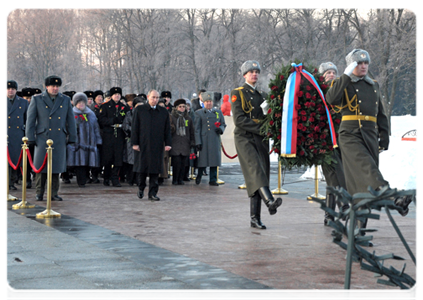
98, 87, 130, 186
132, 90, 172, 201
191, 89, 206, 112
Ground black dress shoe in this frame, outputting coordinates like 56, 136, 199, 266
26, 180, 32, 189
178, 181, 185, 185
148, 195, 160, 201
195, 177, 201, 185
92, 178, 100, 184
9, 185, 17, 190
36, 194, 44, 201
137, 190, 144, 199
112, 182, 122, 187
103, 180, 110, 186
182, 177, 191, 181
209, 181, 219, 186
51, 195, 63, 201
172, 181, 178, 185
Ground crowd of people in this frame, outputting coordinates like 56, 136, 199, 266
7, 52, 413, 231
7, 78, 230, 202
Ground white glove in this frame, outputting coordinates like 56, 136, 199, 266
344, 61, 358, 77
260, 101, 269, 115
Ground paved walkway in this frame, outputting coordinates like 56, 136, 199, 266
6, 162, 416, 298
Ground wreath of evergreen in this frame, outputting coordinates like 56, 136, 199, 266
260, 61, 341, 170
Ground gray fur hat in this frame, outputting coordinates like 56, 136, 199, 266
346, 49, 371, 65
73, 92, 88, 106
202, 91, 213, 102
319, 62, 338, 75
241, 60, 261, 75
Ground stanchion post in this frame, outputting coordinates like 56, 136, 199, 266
216, 167, 225, 184
307, 165, 325, 200
168, 157, 172, 176
272, 160, 288, 195
238, 183, 246, 189
12, 137, 34, 209
36, 139, 61, 219
7, 135, 18, 201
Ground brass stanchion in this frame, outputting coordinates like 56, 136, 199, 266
238, 183, 246, 189
216, 167, 225, 184
5, 134, 19, 201
36, 139, 61, 219
189, 167, 196, 180
307, 165, 325, 200
272, 160, 289, 195
12, 137, 35, 209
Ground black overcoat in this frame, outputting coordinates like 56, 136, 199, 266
131, 104, 171, 174
98, 100, 130, 167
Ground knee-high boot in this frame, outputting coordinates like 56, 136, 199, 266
258, 186, 282, 215
250, 193, 266, 229
324, 193, 336, 226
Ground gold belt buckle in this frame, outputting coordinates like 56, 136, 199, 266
364, 116, 369, 121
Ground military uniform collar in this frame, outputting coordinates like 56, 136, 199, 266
245, 82, 256, 90
350, 74, 374, 85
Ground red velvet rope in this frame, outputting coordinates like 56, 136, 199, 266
7, 148, 23, 170
221, 143, 238, 159
26, 148, 48, 173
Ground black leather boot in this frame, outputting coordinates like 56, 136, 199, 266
324, 193, 336, 226
250, 193, 266, 229
258, 187, 282, 215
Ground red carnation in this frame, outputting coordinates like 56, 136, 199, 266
335, 119, 341, 124
319, 76, 324, 82
280, 75, 285, 80
280, 103, 283, 107
300, 110, 307, 116
115, 105, 119, 108
314, 126, 320, 132
74, 115, 78, 119
305, 92, 311, 99
309, 116, 315, 122
270, 94, 275, 99
311, 95, 317, 101
299, 150, 305, 156
121, 106, 125, 110
298, 91, 304, 97
309, 145, 314, 150
302, 116, 307, 122
271, 86, 278, 91
295, 104, 302, 110
267, 108, 272, 114
277, 135, 281, 140
306, 85, 312, 91
304, 102, 312, 108
269, 120, 274, 126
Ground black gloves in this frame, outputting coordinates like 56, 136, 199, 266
196, 144, 202, 152
215, 128, 223, 135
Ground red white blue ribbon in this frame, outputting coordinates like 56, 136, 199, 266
281, 63, 338, 157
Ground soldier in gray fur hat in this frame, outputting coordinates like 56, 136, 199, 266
319, 62, 338, 83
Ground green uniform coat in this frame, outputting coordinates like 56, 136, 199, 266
231, 83, 269, 197
326, 74, 390, 195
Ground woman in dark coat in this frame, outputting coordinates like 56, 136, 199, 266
169, 99, 195, 185
122, 96, 146, 185
67, 92, 102, 187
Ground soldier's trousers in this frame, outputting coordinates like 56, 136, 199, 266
35, 173, 59, 196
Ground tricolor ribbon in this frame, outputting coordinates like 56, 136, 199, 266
281, 63, 338, 157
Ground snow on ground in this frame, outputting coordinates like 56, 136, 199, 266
271, 115, 417, 191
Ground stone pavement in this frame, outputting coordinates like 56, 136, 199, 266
6, 162, 416, 297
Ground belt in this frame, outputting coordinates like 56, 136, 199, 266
342, 115, 377, 123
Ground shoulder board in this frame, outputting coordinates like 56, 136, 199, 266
235, 87, 244, 90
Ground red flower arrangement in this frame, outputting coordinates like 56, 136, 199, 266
260, 61, 341, 169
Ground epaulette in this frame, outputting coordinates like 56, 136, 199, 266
235, 87, 244, 90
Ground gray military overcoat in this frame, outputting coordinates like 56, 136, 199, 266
8, 96, 29, 165
194, 107, 226, 168
26, 91, 77, 174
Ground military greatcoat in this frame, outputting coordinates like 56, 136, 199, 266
194, 107, 226, 168
326, 74, 390, 195
8, 95, 28, 165
26, 91, 77, 174
231, 83, 269, 197
98, 100, 130, 167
